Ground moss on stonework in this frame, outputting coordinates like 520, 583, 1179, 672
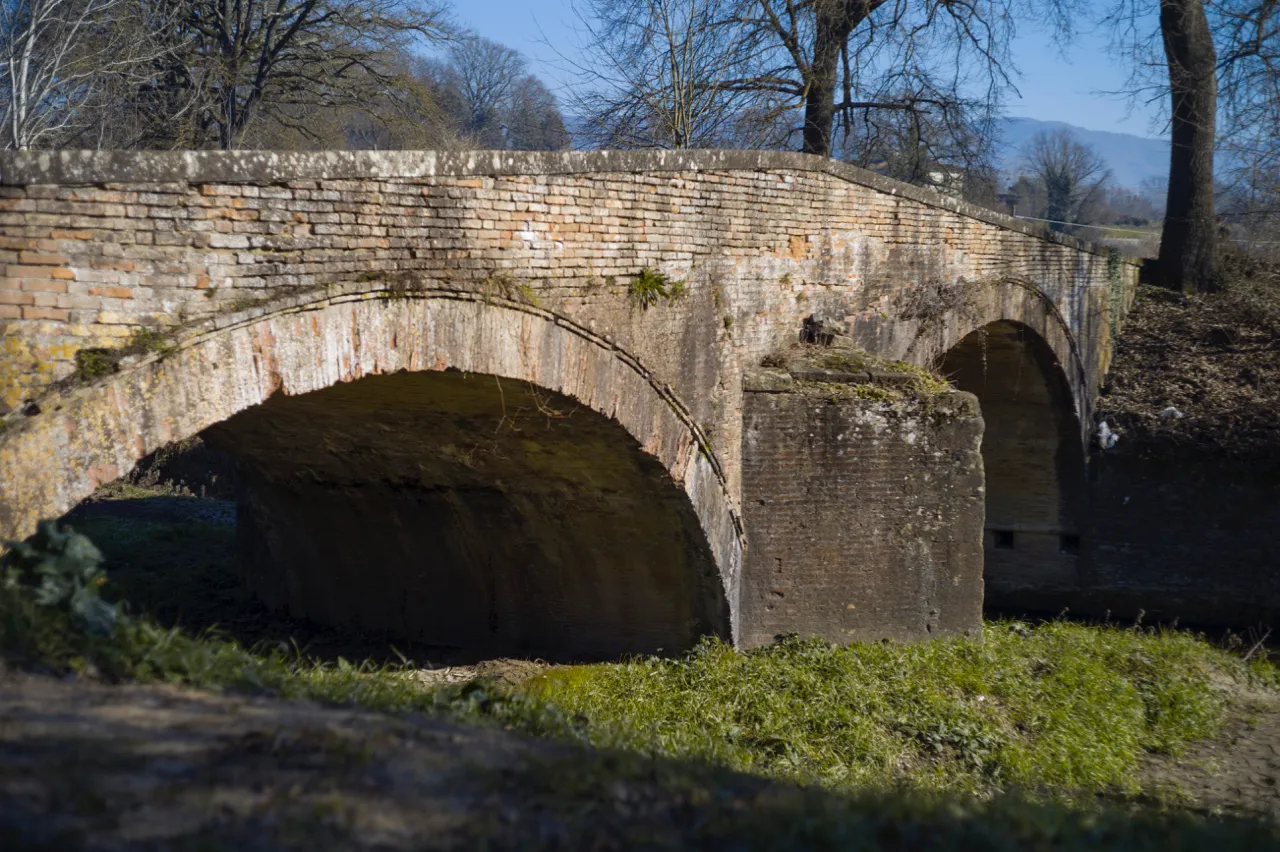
70, 327, 176, 383
815, 351, 871, 373
767, 342, 953, 400
74, 348, 117, 380
125, 326, 173, 356
879, 359, 953, 394
796, 381, 906, 403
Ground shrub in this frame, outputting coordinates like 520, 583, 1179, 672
2, 520, 119, 637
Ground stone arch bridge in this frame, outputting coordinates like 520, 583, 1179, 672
0, 150, 1139, 657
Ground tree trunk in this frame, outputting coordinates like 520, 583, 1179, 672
1158, 0, 1220, 293
801, 5, 844, 156
801, 1, 874, 157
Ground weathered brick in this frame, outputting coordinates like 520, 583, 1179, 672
17, 251, 68, 265
0, 290, 34, 305
5, 264, 57, 278
87, 286, 134, 299
21, 305, 69, 320
20, 279, 68, 293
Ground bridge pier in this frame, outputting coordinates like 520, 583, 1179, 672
737, 351, 986, 646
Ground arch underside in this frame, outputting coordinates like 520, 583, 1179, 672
897, 276, 1095, 448
0, 293, 741, 657
940, 320, 1087, 609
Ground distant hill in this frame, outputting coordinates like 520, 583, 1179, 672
995, 117, 1169, 190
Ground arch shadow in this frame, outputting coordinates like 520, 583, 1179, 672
0, 291, 744, 657
939, 319, 1087, 611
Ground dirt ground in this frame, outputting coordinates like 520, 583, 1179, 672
1100, 261, 1280, 461
2, 673, 1278, 851
1139, 691, 1280, 820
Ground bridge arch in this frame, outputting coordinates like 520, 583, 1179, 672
0, 289, 744, 657
938, 312, 1087, 611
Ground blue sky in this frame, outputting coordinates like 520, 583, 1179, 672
449, 0, 1167, 140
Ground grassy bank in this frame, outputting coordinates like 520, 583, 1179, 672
526, 624, 1266, 799
6, 507, 1277, 800
3, 508, 1280, 847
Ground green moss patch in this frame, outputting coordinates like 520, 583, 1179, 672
777, 343, 955, 399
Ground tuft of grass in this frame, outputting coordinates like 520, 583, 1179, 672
74, 347, 118, 380
71, 326, 175, 382
881, 358, 953, 393
124, 326, 173, 356
523, 627, 1255, 798
628, 268, 686, 310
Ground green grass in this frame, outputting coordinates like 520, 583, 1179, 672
4, 504, 1280, 837
0, 528, 560, 728
524, 627, 1269, 799
4, 508, 1280, 846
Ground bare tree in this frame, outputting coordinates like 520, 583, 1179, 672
236, 50, 456, 151
841, 95, 999, 196
1160, 0, 1221, 290
1212, 2, 1280, 259
0, 0, 165, 148
435, 35, 569, 150
1005, 174, 1050, 220
109, 0, 451, 149
1021, 128, 1112, 232
569, 0, 786, 149
443, 35, 525, 146
729, 0, 1041, 159
415, 36, 570, 150
1096, 0, 1280, 289
572, 0, 1068, 173
503, 74, 571, 151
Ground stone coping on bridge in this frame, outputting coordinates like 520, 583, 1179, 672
0, 149, 1141, 265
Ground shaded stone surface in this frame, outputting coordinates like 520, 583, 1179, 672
205, 371, 727, 659
940, 321, 1087, 611
1083, 455, 1280, 627
739, 350, 985, 645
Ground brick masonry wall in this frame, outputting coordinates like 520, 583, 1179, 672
0, 150, 1139, 504
739, 374, 985, 645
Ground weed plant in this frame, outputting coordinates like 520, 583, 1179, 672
628, 268, 686, 309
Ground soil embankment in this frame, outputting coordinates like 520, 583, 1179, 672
1079, 260, 1280, 626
